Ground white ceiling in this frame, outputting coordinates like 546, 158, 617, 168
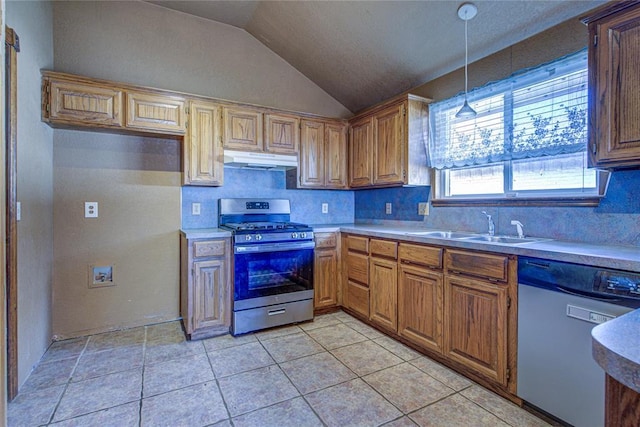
147, 0, 606, 113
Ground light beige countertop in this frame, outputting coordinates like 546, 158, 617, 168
180, 228, 232, 239
592, 309, 640, 393
311, 223, 640, 272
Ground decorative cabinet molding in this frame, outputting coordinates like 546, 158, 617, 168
222, 106, 264, 151
180, 235, 231, 340
265, 113, 299, 154
583, 2, 640, 168
348, 94, 431, 189
184, 100, 223, 186
125, 91, 186, 134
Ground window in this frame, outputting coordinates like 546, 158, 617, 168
428, 49, 608, 204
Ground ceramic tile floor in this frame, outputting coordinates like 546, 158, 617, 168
9, 311, 551, 427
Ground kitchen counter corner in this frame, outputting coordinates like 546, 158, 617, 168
592, 309, 640, 393
180, 228, 232, 239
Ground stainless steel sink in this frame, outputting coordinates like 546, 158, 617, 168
461, 235, 548, 245
405, 231, 479, 239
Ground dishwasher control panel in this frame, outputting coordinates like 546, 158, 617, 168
518, 257, 640, 309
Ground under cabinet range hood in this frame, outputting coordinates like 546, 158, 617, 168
223, 150, 298, 170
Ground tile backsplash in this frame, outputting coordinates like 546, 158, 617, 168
354, 169, 640, 247
181, 167, 355, 228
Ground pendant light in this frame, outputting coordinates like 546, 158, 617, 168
455, 2, 477, 118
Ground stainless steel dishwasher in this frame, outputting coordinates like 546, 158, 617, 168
517, 256, 640, 427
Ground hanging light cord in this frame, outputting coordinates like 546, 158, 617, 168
464, 11, 469, 98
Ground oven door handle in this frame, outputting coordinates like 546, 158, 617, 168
235, 241, 315, 254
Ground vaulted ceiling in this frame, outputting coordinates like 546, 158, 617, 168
147, 0, 606, 113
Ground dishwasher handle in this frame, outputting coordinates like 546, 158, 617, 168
556, 284, 625, 303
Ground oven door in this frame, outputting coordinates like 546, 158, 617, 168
233, 240, 314, 307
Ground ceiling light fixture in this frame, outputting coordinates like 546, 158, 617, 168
455, 2, 478, 119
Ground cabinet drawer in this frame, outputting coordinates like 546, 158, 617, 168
399, 243, 442, 269
445, 249, 508, 282
346, 235, 369, 253
346, 252, 369, 285
194, 240, 226, 258
315, 232, 337, 249
346, 281, 370, 318
370, 239, 398, 260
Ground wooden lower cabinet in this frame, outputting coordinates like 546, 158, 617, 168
398, 264, 443, 354
180, 235, 231, 340
314, 232, 339, 310
444, 275, 509, 386
369, 256, 398, 332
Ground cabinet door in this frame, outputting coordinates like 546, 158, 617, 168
349, 116, 374, 187
126, 91, 186, 134
265, 113, 299, 154
398, 264, 443, 354
345, 280, 369, 318
223, 107, 264, 151
373, 103, 405, 185
444, 275, 508, 386
48, 79, 123, 127
299, 120, 325, 188
369, 257, 398, 332
314, 248, 338, 309
193, 259, 229, 332
589, 5, 640, 167
184, 101, 223, 186
325, 122, 348, 188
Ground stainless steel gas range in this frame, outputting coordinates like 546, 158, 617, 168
219, 198, 314, 335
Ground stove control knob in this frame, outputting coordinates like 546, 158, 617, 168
255, 234, 263, 241
300, 232, 307, 239
291, 232, 298, 239
245, 235, 252, 241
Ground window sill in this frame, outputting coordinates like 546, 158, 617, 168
431, 196, 603, 208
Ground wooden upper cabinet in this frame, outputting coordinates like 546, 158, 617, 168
348, 94, 430, 189
184, 100, 223, 186
125, 91, 186, 134
325, 122, 348, 188
349, 116, 374, 187
296, 119, 347, 189
373, 103, 405, 186
299, 119, 325, 188
45, 78, 124, 128
265, 113, 299, 154
222, 106, 264, 151
583, 3, 640, 168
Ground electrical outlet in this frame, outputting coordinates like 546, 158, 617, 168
322, 203, 329, 214
85, 202, 98, 218
418, 202, 429, 216
192, 203, 201, 215
385, 202, 392, 215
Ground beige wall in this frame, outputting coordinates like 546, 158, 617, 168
412, 18, 588, 102
52, 131, 181, 338
50, 1, 350, 339
52, 1, 351, 118
6, 0, 54, 387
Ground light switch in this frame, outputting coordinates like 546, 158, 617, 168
16, 201, 21, 221
85, 202, 98, 218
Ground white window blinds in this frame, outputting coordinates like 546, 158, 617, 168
428, 49, 588, 170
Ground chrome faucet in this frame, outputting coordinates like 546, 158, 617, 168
481, 211, 495, 236
511, 220, 525, 238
